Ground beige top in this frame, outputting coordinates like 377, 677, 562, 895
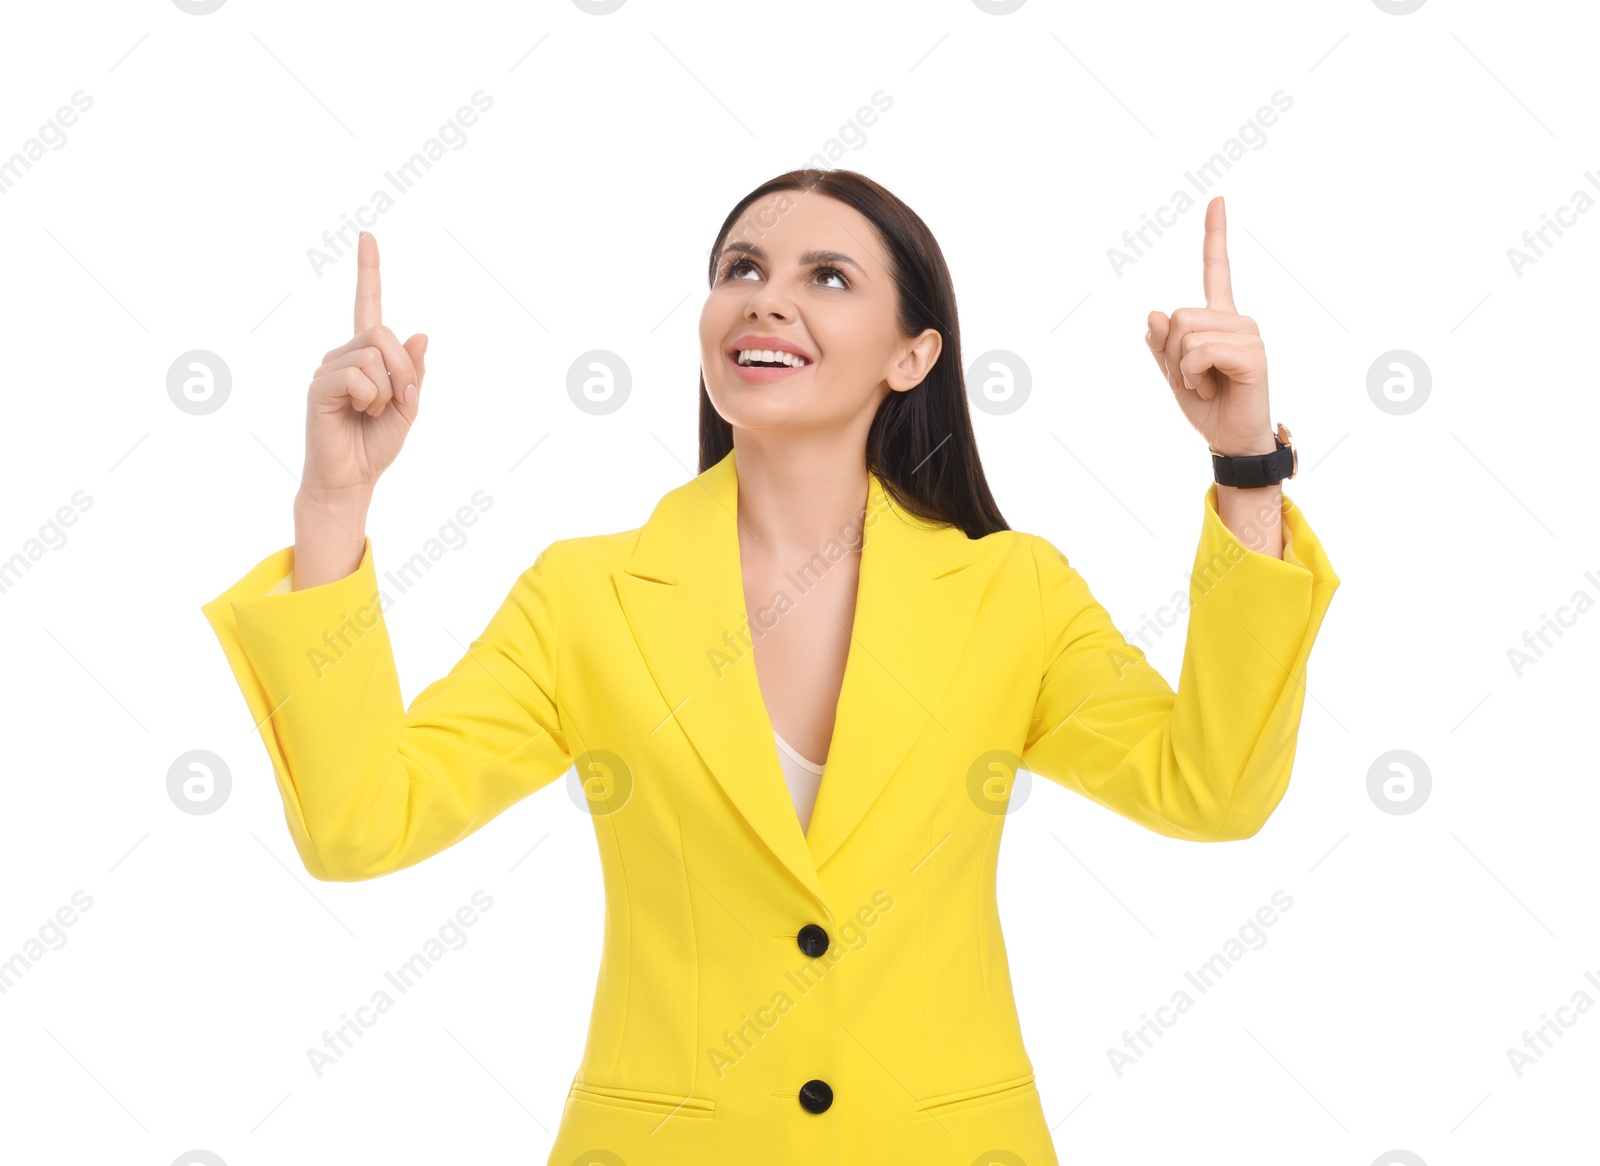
773, 729, 825, 835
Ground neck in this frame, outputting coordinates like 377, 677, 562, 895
731, 435, 870, 562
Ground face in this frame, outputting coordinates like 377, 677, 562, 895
698, 191, 942, 435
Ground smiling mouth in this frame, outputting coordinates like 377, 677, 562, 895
726, 348, 815, 383
733, 349, 812, 369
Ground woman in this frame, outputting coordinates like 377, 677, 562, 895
201, 169, 1339, 1165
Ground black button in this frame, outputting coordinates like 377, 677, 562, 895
797, 923, 830, 958
798, 1078, 833, 1113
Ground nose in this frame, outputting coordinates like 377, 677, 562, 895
745, 283, 793, 322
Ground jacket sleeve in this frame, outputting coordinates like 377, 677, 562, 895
1021, 483, 1340, 842
199, 536, 572, 881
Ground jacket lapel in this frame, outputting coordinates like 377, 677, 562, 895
612, 448, 997, 906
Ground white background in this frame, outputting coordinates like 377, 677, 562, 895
1, 1, 1595, 1163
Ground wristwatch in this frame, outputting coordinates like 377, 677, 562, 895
1210, 422, 1297, 488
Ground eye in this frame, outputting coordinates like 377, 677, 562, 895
812, 265, 850, 290
721, 257, 759, 281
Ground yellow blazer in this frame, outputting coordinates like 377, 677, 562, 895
201, 447, 1338, 1165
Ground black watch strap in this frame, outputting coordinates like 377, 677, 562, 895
1211, 423, 1297, 488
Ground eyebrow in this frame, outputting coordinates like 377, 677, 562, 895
718, 241, 868, 277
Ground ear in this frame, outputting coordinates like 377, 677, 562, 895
885, 327, 944, 393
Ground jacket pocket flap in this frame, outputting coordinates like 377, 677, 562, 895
569, 1080, 717, 1119
914, 1071, 1037, 1117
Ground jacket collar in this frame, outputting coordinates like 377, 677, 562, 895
613, 447, 999, 909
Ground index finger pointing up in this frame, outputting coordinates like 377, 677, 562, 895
1202, 196, 1236, 313
354, 231, 382, 333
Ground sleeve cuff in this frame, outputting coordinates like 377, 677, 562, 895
1198, 481, 1340, 592
1183, 483, 1340, 839
198, 537, 387, 879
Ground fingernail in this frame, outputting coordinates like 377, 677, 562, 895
405, 383, 416, 404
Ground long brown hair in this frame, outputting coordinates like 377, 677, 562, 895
697, 168, 1009, 539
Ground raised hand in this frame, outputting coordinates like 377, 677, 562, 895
1143, 196, 1275, 457
302, 231, 430, 505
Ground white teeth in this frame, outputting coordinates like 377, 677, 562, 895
736, 348, 810, 368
